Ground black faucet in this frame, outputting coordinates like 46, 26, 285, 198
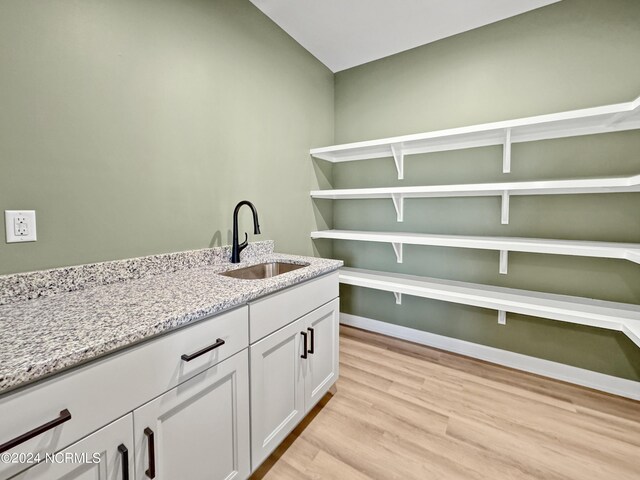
231, 200, 261, 263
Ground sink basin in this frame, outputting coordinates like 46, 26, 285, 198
220, 261, 309, 280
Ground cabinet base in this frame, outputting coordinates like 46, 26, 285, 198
328, 383, 338, 396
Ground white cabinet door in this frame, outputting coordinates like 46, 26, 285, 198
133, 350, 250, 480
249, 318, 306, 469
11, 414, 134, 480
303, 298, 340, 411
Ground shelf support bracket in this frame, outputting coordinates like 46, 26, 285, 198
393, 292, 402, 305
501, 191, 510, 225
499, 250, 508, 275
498, 310, 507, 325
391, 144, 404, 180
503, 128, 512, 173
392, 242, 403, 264
391, 194, 404, 222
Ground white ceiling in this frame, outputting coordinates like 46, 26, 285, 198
250, 0, 560, 72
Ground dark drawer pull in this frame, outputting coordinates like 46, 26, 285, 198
144, 427, 156, 479
181, 338, 225, 362
0, 409, 71, 454
301, 331, 308, 359
307, 327, 315, 354
118, 444, 129, 480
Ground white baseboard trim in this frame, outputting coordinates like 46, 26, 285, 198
340, 313, 640, 401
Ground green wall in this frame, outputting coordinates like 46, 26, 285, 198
0, 0, 334, 274
331, 0, 640, 380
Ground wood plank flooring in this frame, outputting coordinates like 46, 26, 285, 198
250, 325, 640, 480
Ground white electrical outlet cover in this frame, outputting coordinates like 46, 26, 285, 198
5, 210, 37, 243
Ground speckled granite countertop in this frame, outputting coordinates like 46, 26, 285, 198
0, 243, 342, 394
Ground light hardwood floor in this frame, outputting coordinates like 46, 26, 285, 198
251, 325, 640, 480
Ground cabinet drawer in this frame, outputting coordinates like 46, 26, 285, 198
0, 306, 248, 479
10, 414, 134, 480
249, 272, 339, 343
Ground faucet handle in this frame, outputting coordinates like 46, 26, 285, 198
238, 232, 248, 251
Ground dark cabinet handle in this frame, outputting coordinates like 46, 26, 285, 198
181, 338, 225, 362
300, 332, 308, 359
307, 327, 315, 354
144, 427, 156, 479
0, 409, 71, 454
118, 444, 129, 480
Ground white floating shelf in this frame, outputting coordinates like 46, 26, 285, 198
310, 230, 640, 272
310, 175, 640, 223
311, 175, 640, 200
338, 267, 640, 348
310, 95, 640, 177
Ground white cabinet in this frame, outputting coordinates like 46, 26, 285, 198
1, 272, 340, 480
133, 350, 250, 480
0, 306, 248, 480
249, 298, 339, 469
11, 414, 134, 480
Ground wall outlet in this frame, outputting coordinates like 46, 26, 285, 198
5, 210, 37, 243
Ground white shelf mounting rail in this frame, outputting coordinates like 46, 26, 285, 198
310, 230, 640, 273
310, 94, 640, 178
338, 267, 640, 347
310, 174, 640, 224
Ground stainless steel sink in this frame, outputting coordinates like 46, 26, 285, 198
220, 261, 309, 280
